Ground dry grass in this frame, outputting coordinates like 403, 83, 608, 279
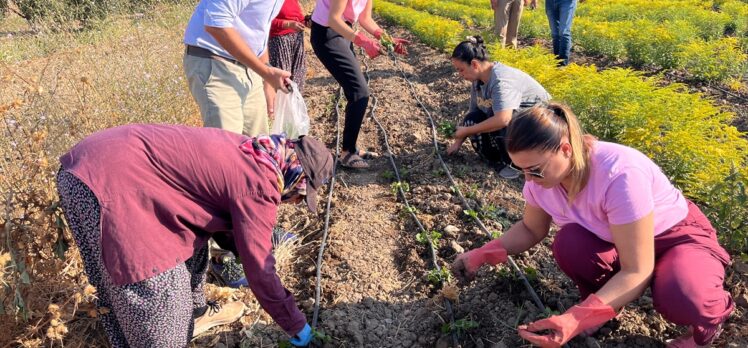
0, 2, 222, 346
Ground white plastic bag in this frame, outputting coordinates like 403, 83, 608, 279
271, 81, 310, 139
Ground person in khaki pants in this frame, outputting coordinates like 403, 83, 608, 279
492, 0, 525, 48
183, 0, 292, 137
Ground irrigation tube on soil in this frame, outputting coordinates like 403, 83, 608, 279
311, 89, 343, 329
387, 52, 548, 314
362, 58, 460, 347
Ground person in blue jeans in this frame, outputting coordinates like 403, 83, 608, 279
531, 0, 578, 66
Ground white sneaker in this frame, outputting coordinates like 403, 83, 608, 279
498, 164, 520, 179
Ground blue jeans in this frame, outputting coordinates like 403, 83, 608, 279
545, 0, 577, 66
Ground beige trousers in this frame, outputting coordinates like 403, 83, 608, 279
183, 54, 269, 137
494, 0, 524, 48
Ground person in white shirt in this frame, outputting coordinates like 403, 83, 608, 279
183, 0, 292, 137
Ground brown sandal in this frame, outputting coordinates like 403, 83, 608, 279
341, 152, 370, 169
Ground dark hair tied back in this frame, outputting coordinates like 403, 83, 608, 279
451, 35, 489, 63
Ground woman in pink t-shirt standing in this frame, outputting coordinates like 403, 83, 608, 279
451, 102, 733, 347
310, 0, 408, 169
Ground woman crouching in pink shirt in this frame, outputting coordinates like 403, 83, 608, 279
451, 102, 733, 347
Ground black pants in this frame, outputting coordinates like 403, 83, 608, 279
310, 21, 370, 152
461, 108, 511, 164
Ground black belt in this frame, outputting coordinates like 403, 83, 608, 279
185, 45, 244, 67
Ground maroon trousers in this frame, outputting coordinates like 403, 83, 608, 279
552, 201, 733, 345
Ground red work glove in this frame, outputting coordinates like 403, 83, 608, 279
353, 31, 382, 59
450, 239, 508, 282
373, 28, 385, 39
392, 37, 410, 55
518, 294, 617, 347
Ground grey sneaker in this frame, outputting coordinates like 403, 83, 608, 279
498, 164, 521, 179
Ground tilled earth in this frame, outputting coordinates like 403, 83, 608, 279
206, 22, 748, 348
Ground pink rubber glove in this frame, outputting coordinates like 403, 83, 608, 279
392, 37, 410, 55
450, 239, 508, 282
372, 28, 384, 39
353, 32, 382, 59
518, 294, 617, 347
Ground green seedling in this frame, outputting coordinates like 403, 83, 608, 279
441, 318, 479, 335
416, 230, 442, 249
490, 230, 502, 239
380, 31, 395, 52
427, 267, 452, 285
464, 183, 479, 200
399, 206, 419, 219
463, 209, 479, 219
524, 266, 539, 282
380, 170, 396, 181
390, 181, 410, 196
438, 121, 457, 138
312, 328, 332, 343
277, 341, 292, 348
540, 307, 561, 319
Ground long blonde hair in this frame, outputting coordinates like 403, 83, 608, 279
505, 102, 595, 202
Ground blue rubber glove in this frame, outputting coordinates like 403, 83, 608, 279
289, 323, 312, 346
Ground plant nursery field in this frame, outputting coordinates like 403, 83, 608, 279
1, 0, 747, 347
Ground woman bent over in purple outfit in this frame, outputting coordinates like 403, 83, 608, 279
56, 124, 332, 347
451, 102, 733, 347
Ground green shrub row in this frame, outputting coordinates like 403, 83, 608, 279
386, 0, 493, 28
424, 0, 748, 83
374, 0, 464, 51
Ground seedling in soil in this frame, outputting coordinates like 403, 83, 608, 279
464, 183, 479, 200
380, 170, 395, 181
312, 328, 332, 343
540, 307, 561, 319
524, 266, 539, 282
463, 209, 479, 219
438, 121, 456, 138
380, 31, 395, 52
390, 181, 410, 196
416, 230, 442, 249
490, 230, 502, 239
399, 206, 419, 218
427, 267, 452, 285
441, 318, 479, 335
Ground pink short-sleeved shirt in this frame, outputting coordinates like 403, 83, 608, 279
523, 141, 688, 242
311, 0, 368, 26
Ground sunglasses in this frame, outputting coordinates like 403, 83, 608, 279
508, 156, 552, 179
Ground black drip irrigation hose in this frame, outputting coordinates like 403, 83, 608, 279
311, 88, 343, 329
361, 57, 459, 347
386, 52, 548, 313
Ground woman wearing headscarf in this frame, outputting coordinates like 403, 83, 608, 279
56, 124, 333, 347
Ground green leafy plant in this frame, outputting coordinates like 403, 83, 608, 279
399, 205, 419, 218
380, 31, 395, 52
380, 170, 396, 181
390, 181, 410, 196
490, 230, 502, 239
427, 267, 452, 285
312, 328, 332, 343
441, 318, 479, 335
524, 266, 539, 282
539, 307, 561, 319
463, 209, 479, 219
416, 230, 442, 249
438, 121, 457, 138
